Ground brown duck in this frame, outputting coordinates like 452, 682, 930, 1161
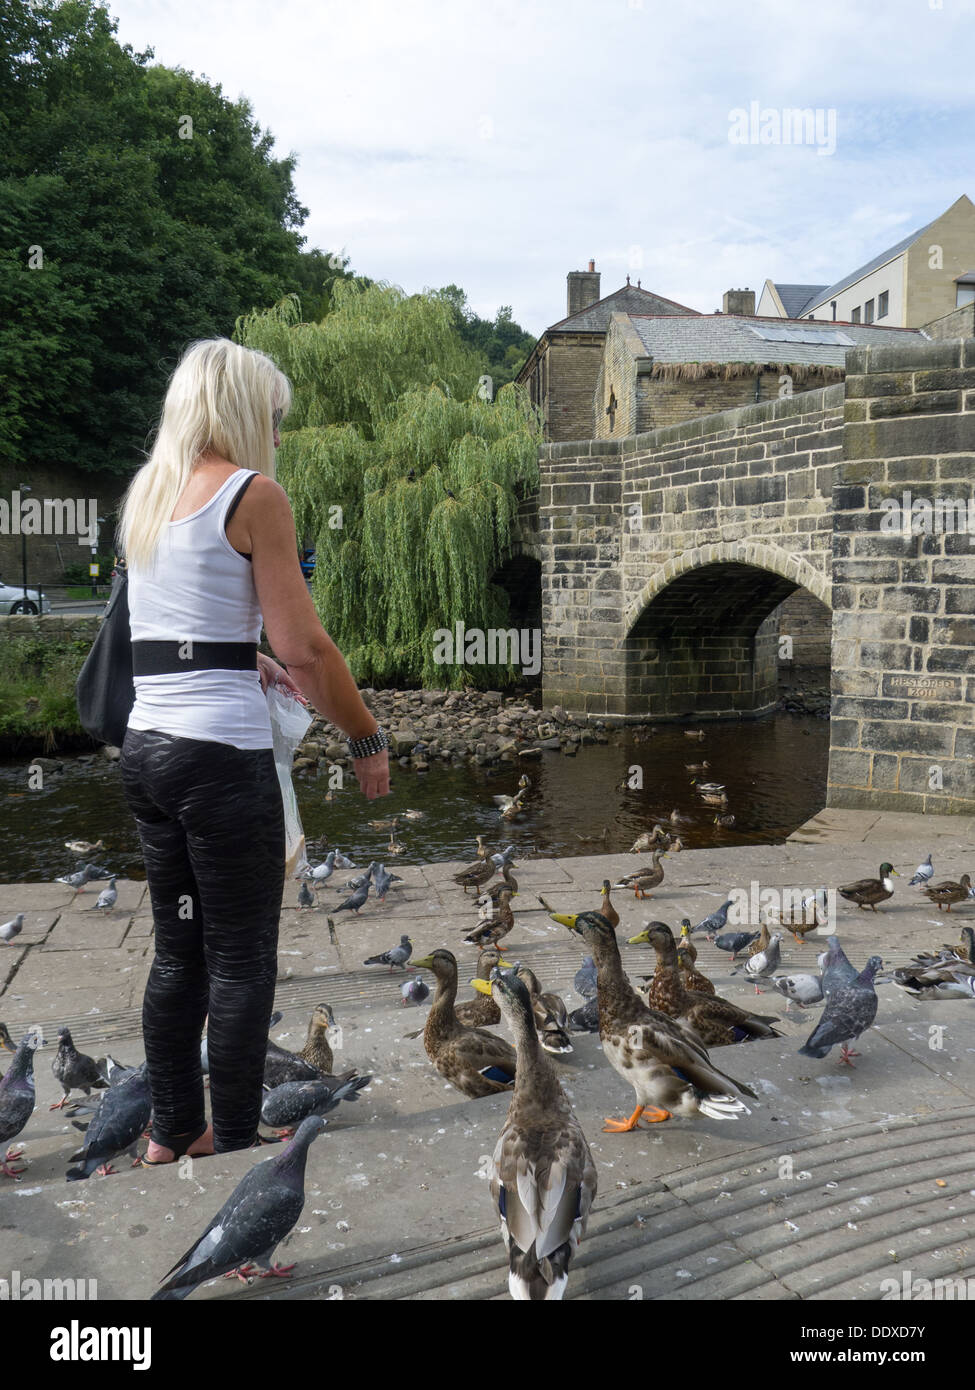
454, 947, 512, 1028
629, 924, 780, 1047
676, 924, 716, 996
463, 887, 515, 949
616, 849, 665, 900
513, 965, 573, 1055
599, 880, 619, 929
924, 874, 973, 913
411, 949, 517, 1098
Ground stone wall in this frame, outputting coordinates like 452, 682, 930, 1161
776, 589, 832, 668
827, 338, 975, 813
923, 303, 975, 341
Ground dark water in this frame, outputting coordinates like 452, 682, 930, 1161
0, 713, 828, 883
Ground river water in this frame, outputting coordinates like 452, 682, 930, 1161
1, 711, 827, 883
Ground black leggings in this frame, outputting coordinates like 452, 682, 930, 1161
120, 729, 284, 1152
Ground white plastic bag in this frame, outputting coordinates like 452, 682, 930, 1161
266, 682, 314, 878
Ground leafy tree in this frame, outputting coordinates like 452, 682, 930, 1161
437, 284, 536, 389
238, 286, 542, 687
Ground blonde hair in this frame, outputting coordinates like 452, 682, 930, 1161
119, 338, 292, 567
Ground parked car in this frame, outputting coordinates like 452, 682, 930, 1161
0, 578, 51, 615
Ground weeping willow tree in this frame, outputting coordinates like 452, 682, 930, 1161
237, 282, 542, 687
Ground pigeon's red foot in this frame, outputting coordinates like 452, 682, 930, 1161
258, 1262, 296, 1279
49, 1097, 69, 1111
95, 1162, 117, 1176
224, 1265, 256, 1283
2, 1148, 25, 1179
839, 1045, 860, 1066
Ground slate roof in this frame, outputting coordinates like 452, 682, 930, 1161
793, 215, 940, 316
772, 283, 828, 317
547, 284, 699, 333
626, 314, 925, 367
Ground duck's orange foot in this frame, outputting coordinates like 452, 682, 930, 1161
638, 1106, 671, 1125
604, 1105, 665, 1133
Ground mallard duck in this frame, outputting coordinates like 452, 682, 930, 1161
947, 926, 975, 963
64, 838, 104, 856
629, 924, 780, 1047
387, 828, 405, 856
839, 862, 898, 912
264, 1006, 354, 1089
463, 888, 515, 949
470, 968, 596, 1300
493, 779, 529, 818
615, 849, 665, 900
368, 816, 399, 831
453, 857, 498, 894
599, 880, 619, 929
411, 950, 517, 1097
575, 826, 611, 845
770, 899, 821, 945
713, 814, 736, 828
511, 965, 573, 1055
891, 952, 975, 1000
298, 1004, 337, 1074
696, 787, 728, 808
685, 761, 710, 774
923, 873, 973, 913
676, 923, 715, 996
630, 828, 666, 854
746, 922, 771, 957
549, 911, 755, 1129
402, 808, 426, 821
454, 946, 513, 1028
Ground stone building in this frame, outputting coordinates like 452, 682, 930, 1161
756, 194, 975, 327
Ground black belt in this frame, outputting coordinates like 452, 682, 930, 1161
131, 641, 258, 676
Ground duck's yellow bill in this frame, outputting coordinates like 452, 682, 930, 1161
549, 912, 580, 930
470, 978, 493, 996
627, 930, 651, 945
411, 954, 435, 970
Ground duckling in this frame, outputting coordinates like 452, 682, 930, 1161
411, 950, 517, 1098
923, 873, 973, 913
839, 862, 898, 912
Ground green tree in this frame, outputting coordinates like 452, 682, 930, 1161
238, 286, 542, 687
438, 284, 536, 389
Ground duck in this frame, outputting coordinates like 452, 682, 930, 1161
891, 952, 975, 1000
575, 826, 611, 846
469, 967, 596, 1300
598, 880, 619, 929
549, 911, 755, 1129
629, 827, 666, 854
684, 729, 706, 741
629, 924, 780, 1047
298, 1004, 338, 1074
685, 761, 710, 774
947, 926, 975, 963
770, 899, 822, 945
264, 1007, 349, 1089
511, 965, 573, 1055
746, 922, 771, 958
411, 950, 517, 1097
463, 888, 516, 949
386, 828, 405, 856
839, 862, 898, 912
616, 848, 665, 900
713, 814, 736, 828
676, 924, 716, 996
453, 856, 498, 894
368, 816, 399, 831
493, 779, 529, 819
695, 785, 728, 808
923, 874, 973, 913
402, 808, 426, 821
454, 947, 513, 1028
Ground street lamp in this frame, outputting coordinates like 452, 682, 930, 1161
90, 514, 106, 599
20, 483, 31, 608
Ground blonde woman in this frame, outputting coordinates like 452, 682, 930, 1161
118, 338, 389, 1164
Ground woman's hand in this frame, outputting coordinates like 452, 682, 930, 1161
258, 652, 307, 701
353, 749, 391, 800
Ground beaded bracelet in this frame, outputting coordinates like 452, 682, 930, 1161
347, 726, 389, 759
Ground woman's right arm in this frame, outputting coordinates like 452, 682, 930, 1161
241, 476, 390, 800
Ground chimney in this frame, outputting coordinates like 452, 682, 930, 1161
567, 261, 601, 317
722, 287, 755, 316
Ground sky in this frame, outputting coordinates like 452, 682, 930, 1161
109, 0, 975, 335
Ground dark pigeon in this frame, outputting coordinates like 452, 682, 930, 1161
297, 880, 314, 910
818, 936, 860, 997
260, 1074, 370, 1132
568, 996, 599, 1033
692, 900, 735, 937
799, 956, 882, 1065
573, 955, 598, 1000
51, 1027, 108, 1110
363, 934, 412, 971
401, 976, 429, 1007
333, 881, 369, 915
0, 1029, 41, 1178
372, 864, 396, 902
714, 929, 760, 960
152, 1114, 326, 1299
66, 1062, 152, 1180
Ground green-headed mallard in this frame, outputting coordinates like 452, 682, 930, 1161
470, 967, 596, 1300
924, 874, 973, 913
411, 950, 517, 1097
463, 887, 515, 949
549, 911, 756, 1129
629, 924, 780, 1047
839, 863, 898, 912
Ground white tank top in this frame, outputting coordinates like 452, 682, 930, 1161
127, 469, 272, 750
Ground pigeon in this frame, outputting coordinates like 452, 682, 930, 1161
151, 1114, 327, 1298
490, 845, 517, 868
401, 976, 430, 1007
56, 863, 99, 891
84, 863, 115, 882
0, 914, 24, 944
96, 1054, 139, 1086
692, 899, 735, 938
94, 876, 118, 911
297, 880, 315, 910
818, 936, 859, 997
364, 934, 413, 971
798, 956, 882, 1065
773, 974, 824, 1009
568, 996, 600, 1032
573, 955, 598, 1000
66, 1062, 153, 1179
260, 1074, 370, 1134
373, 864, 396, 902
333, 881, 370, 915
0, 1028, 42, 1177
909, 854, 934, 887
51, 1027, 108, 1109
345, 862, 377, 891
303, 850, 336, 885
714, 929, 760, 960
734, 934, 782, 992
331, 848, 355, 870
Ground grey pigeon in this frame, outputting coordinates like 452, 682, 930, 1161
94, 876, 118, 911
332, 848, 354, 870
66, 1062, 152, 1180
297, 880, 314, 910
491, 845, 516, 868
345, 862, 377, 891
401, 976, 430, 1007
798, 956, 882, 1065
0, 914, 24, 944
56, 863, 99, 891
51, 1027, 108, 1110
0, 1028, 41, 1178
714, 929, 760, 960
84, 863, 115, 881
261, 1074, 370, 1132
773, 973, 824, 1008
573, 955, 598, 1000
692, 899, 735, 938
151, 1114, 327, 1299
735, 934, 782, 992
373, 864, 395, 902
818, 936, 859, 997
568, 996, 600, 1032
363, 934, 412, 971
334, 880, 370, 915
304, 850, 336, 884
909, 854, 934, 887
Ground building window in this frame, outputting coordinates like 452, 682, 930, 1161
831, 301, 837, 320
606, 389, 617, 432
851, 306, 861, 324
877, 290, 889, 318
864, 299, 875, 324
957, 284, 975, 307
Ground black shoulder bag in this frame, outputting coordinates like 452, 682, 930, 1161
75, 560, 133, 748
